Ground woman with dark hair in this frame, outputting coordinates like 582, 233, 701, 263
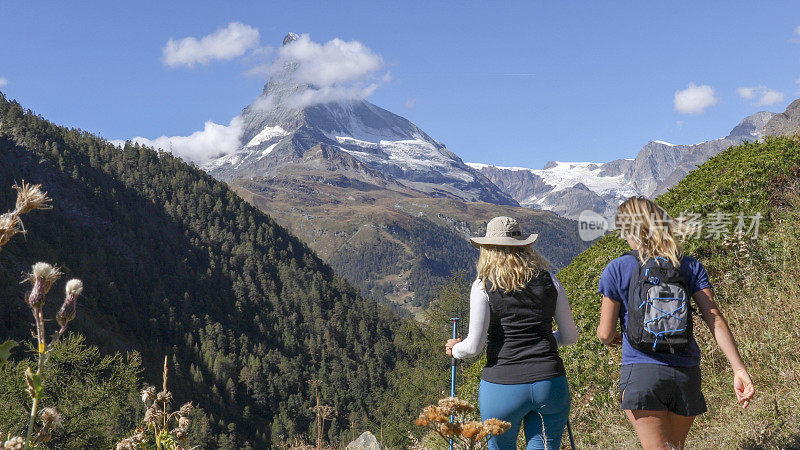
445, 216, 578, 450
597, 196, 755, 449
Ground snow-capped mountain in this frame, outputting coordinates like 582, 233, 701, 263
204, 33, 517, 206
469, 110, 776, 219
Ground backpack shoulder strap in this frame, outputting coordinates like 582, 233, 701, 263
624, 250, 639, 259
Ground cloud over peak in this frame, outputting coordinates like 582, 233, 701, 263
274, 34, 383, 87
162, 22, 261, 68
122, 32, 389, 164
674, 83, 718, 115
263, 33, 387, 108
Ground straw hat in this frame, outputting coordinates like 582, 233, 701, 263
469, 216, 538, 248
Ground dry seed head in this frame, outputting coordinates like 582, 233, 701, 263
460, 421, 483, 440
0, 213, 21, 248
57, 279, 83, 327
172, 427, 187, 440
178, 416, 191, 429
482, 418, 511, 436
143, 406, 156, 425
156, 390, 172, 404
179, 402, 194, 417
27, 262, 62, 293
141, 386, 157, 404
115, 438, 138, 450
40, 407, 63, 430
437, 397, 475, 415
65, 279, 83, 297
2, 436, 25, 450
26, 262, 62, 309
13, 181, 52, 214
438, 422, 460, 438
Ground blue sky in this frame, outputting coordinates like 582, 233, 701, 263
1, 1, 799, 168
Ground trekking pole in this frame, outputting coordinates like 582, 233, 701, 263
566, 418, 576, 449
449, 317, 460, 450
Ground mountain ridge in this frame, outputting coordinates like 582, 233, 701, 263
196, 33, 589, 307
469, 110, 778, 218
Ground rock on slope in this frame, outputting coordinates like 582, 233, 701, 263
764, 98, 800, 137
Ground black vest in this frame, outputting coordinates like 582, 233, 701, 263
481, 271, 566, 384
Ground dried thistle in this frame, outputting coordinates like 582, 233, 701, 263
118, 358, 198, 449
437, 397, 475, 415
414, 397, 511, 450
39, 407, 63, 431
56, 279, 82, 328
156, 390, 172, 404
25, 262, 62, 309
115, 437, 139, 450
178, 416, 191, 429
0, 212, 21, 248
13, 181, 51, 215
141, 386, 157, 404
178, 402, 194, 417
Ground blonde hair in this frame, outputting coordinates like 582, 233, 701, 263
615, 196, 683, 267
477, 245, 549, 292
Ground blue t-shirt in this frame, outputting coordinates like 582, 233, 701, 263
597, 253, 713, 366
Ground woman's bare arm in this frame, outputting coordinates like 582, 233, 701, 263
693, 287, 755, 408
597, 295, 622, 346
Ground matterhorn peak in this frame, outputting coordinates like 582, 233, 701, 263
282, 32, 300, 46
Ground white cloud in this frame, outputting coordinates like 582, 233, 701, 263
737, 85, 785, 106
162, 22, 260, 68
674, 83, 718, 115
127, 33, 388, 163
111, 117, 243, 163
404, 98, 417, 109
257, 33, 387, 108
736, 86, 756, 99
0, 77, 7, 88
274, 34, 383, 86
795, 25, 800, 36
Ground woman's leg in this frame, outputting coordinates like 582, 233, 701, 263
522, 376, 571, 450
479, 379, 531, 450
624, 409, 674, 450
666, 412, 695, 449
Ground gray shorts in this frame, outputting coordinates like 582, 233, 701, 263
619, 363, 707, 417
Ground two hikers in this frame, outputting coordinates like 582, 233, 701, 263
445, 196, 755, 450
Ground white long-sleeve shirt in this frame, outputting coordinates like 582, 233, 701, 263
451, 272, 579, 359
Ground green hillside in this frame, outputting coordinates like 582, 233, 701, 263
0, 93, 421, 448
234, 172, 588, 313
554, 136, 800, 448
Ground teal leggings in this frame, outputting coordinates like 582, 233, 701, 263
478, 376, 571, 450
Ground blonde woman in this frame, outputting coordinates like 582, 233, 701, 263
445, 216, 578, 450
596, 196, 755, 449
